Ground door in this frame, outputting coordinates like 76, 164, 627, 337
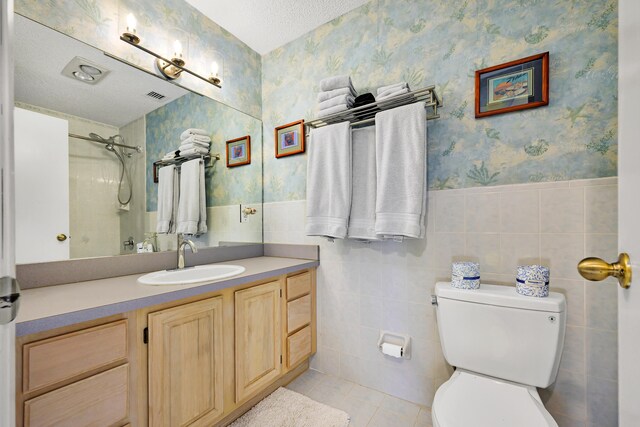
14, 107, 69, 263
618, 1, 640, 424
235, 281, 282, 402
0, 2, 18, 427
148, 297, 224, 427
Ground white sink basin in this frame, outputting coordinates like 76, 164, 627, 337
138, 264, 246, 285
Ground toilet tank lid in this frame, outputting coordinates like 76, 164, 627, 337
435, 282, 566, 313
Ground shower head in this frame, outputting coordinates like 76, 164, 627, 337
89, 132, 109, 142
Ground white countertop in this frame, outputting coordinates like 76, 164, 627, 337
17, 256, 318, 336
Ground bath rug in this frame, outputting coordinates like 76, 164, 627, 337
229, 387, 350, 427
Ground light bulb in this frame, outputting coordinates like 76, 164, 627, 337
210, 61, 219, 77
126, 13, 136, 32
173, 40, 183, 57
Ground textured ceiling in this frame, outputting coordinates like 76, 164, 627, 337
184, 0, 372, 55
15, 15, 188, 128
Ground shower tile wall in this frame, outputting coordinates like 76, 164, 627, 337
16, 103, 146, 258
263, 177, 618, 427
119, 117, 147, 253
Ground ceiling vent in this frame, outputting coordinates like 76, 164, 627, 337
61, 57, 110, 85
145, 91, 166, 101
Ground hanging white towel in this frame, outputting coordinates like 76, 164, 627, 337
348, 127, 380, 241
374, 103, 427, 239
306, 122, 352, 239
320, 75, 356, 93
156, 165, 178, 234
176, 159, 207, 235
180, 128, 209, 140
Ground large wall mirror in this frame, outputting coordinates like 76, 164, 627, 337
14, 15, 263, 264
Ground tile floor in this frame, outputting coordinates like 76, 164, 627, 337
286, 369, 433, 427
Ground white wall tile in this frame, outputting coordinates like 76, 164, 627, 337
585, 186, 617, 234
540, 234, 585, 281
541, 188, 585, 233
499, 190, 540, 233
266, 178, 616, 420
434, 192, 464, 232
465, 193, 500, 233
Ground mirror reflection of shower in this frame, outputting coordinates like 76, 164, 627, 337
69, 132, 143, 207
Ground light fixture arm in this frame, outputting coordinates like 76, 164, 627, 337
119, 35, 222, 88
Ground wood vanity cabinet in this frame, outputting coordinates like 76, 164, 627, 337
235, 281, 282, 403
147, 297, 224, 427
15, 267, 316, 427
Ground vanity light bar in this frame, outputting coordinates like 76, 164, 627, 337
119, 36, 222, 88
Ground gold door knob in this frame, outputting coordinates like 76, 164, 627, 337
56, 234, 67, 242
578, 253, 632, 289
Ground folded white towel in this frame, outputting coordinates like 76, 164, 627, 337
156, 165, 178, 234
182, 134, 211, 144
318, 104, 350, 118
306, 122, 352, 239
176, 159, 207, 235
376, 88, 410, 101
319, 94, 355, 111
320, 75, 356, 93
180, 128, 209, 140
162, 151, 179, 160
348, 127, 381, 241
179, 142, 210, 151
377, 82, 409, 94
179, 147, 210, 157
318, 87, 357, 102
374, 103, 427, 239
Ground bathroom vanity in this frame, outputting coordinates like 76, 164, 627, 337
14, 257, 317, 427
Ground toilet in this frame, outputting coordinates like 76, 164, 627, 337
432, 282, 566, 427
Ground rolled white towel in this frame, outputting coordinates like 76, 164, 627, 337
182, 134, 211, 144
376, 88, 410, 101
320, 75, 356, 92
180, 147, 210, 157
180, 128, 209, 140
318, 94, 355, 111
179, 142, 210, 151
377, 82, 409, 95
318, 87, 357, 102
318, 104, 350, 118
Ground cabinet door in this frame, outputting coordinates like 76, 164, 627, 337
148, 297, 224, 427
235, 281, 282, 402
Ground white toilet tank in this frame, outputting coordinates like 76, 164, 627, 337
434, 282, 566, 388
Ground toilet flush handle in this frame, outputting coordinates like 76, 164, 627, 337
430, 295, 438, 306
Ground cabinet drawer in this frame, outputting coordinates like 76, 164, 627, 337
286, 271, 311, 301
287, 294, 311, 334
287, 326, 312, 368
24, 364, 129, 427
23, 320, 128, 393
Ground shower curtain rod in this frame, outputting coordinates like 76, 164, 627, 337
68, 133, 143, 153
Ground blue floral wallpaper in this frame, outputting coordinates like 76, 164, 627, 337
146, 93, 262, 211
15, 0, 262, 118
262, 0, 618, 202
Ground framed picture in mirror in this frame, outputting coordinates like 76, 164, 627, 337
475, 52, 549, 118
275, 120, 305, 158
226, 135, 251, 167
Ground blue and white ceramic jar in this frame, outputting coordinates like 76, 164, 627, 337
451, 262, 480, 290
516, 265, 550, 298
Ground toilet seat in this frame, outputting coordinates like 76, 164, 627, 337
432, 370, 558, 427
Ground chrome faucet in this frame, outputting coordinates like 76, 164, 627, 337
177, 234, 198, 269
